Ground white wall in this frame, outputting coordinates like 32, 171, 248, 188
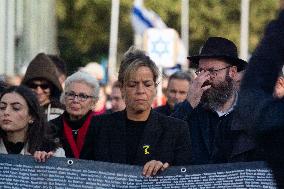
0, 0, 57, 76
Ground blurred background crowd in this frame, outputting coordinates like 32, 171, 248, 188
0, 0, 280, 112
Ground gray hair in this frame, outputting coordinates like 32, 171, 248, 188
168, 71, 193, 83
60, 71, 100, 104
118, 46, 160, 86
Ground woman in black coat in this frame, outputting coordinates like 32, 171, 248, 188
90, 47, 191, 177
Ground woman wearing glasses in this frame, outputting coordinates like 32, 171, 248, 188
47, 71, 100, 159
21, 53, 65, 121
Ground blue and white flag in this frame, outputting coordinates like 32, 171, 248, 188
131, 0, 187, 66
131, 0, 166, 35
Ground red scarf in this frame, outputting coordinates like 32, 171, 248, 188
63, 112, 95, 159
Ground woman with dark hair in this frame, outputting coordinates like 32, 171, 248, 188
0, 85, 65, 157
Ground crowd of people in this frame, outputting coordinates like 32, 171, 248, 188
0, 5, 283, 187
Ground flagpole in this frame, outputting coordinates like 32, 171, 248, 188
181, 0, 189, 56
108, 0, 120, 82
240, 0, 250, 61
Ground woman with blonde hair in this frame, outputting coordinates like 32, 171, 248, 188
91, 47, 191, 176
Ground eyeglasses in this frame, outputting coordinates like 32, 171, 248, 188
195, 66, 232, 76
28, 83, 50, 90
65, 92, 94, 102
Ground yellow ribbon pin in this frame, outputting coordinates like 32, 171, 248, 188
143, 145, 150, 155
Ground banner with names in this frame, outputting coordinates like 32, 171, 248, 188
0, 154, 278, 188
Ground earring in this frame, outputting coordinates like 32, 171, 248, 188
28, 120, 34, 124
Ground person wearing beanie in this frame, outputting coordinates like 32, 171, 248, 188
22, 53, 65, 121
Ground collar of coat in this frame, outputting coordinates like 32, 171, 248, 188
0, 138, 30, 155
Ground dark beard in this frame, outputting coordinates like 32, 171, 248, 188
201, 75, 235, 110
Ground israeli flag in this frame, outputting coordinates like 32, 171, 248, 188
131, 0, 166, 35
131, 0, 187, 66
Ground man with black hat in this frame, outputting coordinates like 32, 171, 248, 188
172, 37, 258, 165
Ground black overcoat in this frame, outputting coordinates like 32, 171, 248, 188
91, 110, 192, 166
172, 99, 258, 165
154, 103, 173, 116
232, 10, 284, 187
50, 112, 97, 159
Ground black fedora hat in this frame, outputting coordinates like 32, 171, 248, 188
187, 37, 247, 71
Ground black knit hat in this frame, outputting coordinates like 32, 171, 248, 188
187, 37, 247, 71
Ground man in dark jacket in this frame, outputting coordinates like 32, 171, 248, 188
233, 8, 284, 187
172, 37, 256, 165
155, 71, 192, 116
90, 47, 191, 177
